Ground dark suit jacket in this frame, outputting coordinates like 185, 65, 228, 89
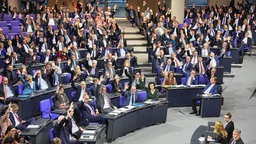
202, 83, 219, 94
71, 81, 91, 102
34, 75, 52, 90
87, 67, 99, 78
96, 93, 115, 113
123, 91, 139, 106
3, 70, 19, 85
225, 121, 235, 142
53, 118, 77, 144
229, 138, 244, 144
185, 74, 199, 85
112, 81, 123, 93
77, 101, 105, 123
40, 54, 54, 63
116, 48, 128, 57
194, 62, 206, 73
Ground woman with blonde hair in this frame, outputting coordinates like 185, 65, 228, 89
161, 70, 177, 86
20, 74, 36, 95
72, 65, 85, 83
209, 121, 228, 144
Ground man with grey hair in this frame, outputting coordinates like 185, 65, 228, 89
96, 85, 116, 114
229, 129, 244, 144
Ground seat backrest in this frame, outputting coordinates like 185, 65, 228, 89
71, 91, 76, 101
66, 73, 71, 83
119, 96, 125, 107
106, 84, 112, 93
138, 91, 147, 102
181, 77, 186, 85
40, 99, 51, 113
199, 74, 205, 84
17, 84, 24, 95
49, 128, 55, 142
50, 95, 55, 108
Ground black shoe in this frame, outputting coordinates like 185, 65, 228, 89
196, 113, 200, 116
189, 111, 197, 114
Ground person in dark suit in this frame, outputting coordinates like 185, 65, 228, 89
190, 76, 220, 115
40, 50, 54, 64
240, 32, 252, 56
54, 85, 70, 109
181, 56, 193, 76
86, 60, 99, 78
96, 85, 116, 114
55, 57, 65, 74
54, 115, 75, 144
224, 112, 235, 142
123, 86, 139, 106
116, 43, 129, 58
100, 45, 114, 58
77, 92, 106, 124
125, 3, 137, 27
229, 129, 244, 144
3, 64, 19, 85
0, 77, 15, 104
90, 44, 101, 60
118, 34, 127, 47
112, 75, 124, 93
33, 70, 51, 90
71, 81, 91, 102
184, 69, 199, 85
194, 56, 206, 74
9, 103, 34, 131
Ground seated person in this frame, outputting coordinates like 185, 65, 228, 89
54, 85, 70, 109
1, 126, 22, 144
20, 74, 36, 95
208, 121, 228, 144
54, 109, 84, 144
184, 69, 198, 85
147, 82, 160, 101
126, 71, 146, 90
229, 129, 244, 144
123, 86, 139, 106
0, 77, 15, 104
71, 79, 92, 102
71, 66, 86, 83
190, 76, 220, 115
96, 85, 117, 114
33, 70, 50, 90
112, 75, 123, 93
161, 70, 177, 86
77, 93, 106, 124
9, 103, 35, 131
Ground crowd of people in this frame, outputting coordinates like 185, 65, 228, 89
0, 0, 160, 143
0, 0, 251, 143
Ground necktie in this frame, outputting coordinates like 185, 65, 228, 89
85, 103, 96, 116
231, 140, 236, 144
199, 62, 203, 74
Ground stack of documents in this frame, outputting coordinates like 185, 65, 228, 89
27, 125, 40, 128
83, 130, 96, 135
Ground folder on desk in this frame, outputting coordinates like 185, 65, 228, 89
83, 130, 96, 135
27, 125, 40, 129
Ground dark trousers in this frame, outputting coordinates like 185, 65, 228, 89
191, 95, 203, 113
17, 117, 35, 131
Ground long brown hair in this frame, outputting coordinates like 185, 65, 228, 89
214, 121, 228, 138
